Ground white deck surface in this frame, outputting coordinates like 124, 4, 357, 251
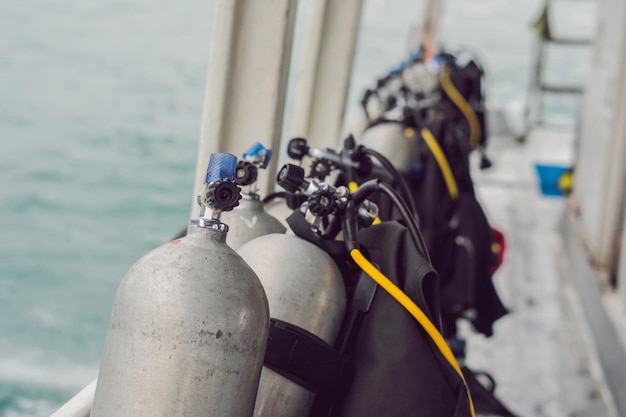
461, 127, 617, 417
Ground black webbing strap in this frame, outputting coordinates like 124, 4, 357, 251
263, 319, 352, 394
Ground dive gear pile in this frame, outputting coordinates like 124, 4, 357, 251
257, 46, 518, 416
91, 47, 521, 417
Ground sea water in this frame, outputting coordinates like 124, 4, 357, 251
0, 0, 594, 415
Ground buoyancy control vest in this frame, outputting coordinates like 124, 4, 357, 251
278, 209, 473, 417
327, 221, 472, 417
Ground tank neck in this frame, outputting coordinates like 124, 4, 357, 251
188, 218, 228, 242
240, 194, 264, 209
242, 192, 261, 202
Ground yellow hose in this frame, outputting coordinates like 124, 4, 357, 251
348, 181, 381, 224
348, 181, 359, 193
349, 248, 475, 416
420, 128, 459, 200
439, 65, 482, 150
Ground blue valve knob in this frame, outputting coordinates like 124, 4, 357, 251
242, 142, 272, 169
206, 153, 237, 183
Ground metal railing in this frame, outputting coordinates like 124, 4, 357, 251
50, 379, 96, 417
522, 0, 595, 138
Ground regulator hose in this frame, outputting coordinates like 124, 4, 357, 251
357, 146, 419, 218
420, 127, 459, 200
350, 179, 429, 263
439, 65, 482, 150
262, 191, 289, 204
348, 181, 381, 225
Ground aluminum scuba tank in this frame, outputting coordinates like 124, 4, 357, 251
263, 196, 295, 230
358, 121, 414, 174
220, 142, 286, 249
238, 234, 346, 417
238, 163, 348, 417
401, 60, 439, 93
222, 194, 287, 248
91, 153, 269, 417
263, 188, 308, 232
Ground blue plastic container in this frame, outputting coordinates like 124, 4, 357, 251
534, 163, 570, 197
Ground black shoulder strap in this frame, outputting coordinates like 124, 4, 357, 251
264, 319, 352, 394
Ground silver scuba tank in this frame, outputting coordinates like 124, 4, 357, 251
238, 233, 346, 417
263, 196, 294, 230
221, 194, 286, 249
91, 153, 269, 417
221, 142, 286, 249
358, 121, 415, 174
239, 164, 350, 417
401, 60, 439, 93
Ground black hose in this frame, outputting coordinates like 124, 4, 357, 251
350, 179, 430, 264
378, 181, 431, 264
262, 191, 289, 204
358, 146, 419, 220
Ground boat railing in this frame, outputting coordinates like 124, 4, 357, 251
50, 379, 96, 417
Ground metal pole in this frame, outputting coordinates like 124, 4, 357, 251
420, 0, 443, 57
191, 0, 298, 219
50, 379, 97, 417
405, 0, 444, 55
289, 0, 364, 149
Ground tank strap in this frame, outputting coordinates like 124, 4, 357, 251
264, 319, 353, 394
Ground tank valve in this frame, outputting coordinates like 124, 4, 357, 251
308, 189, 337, 217
277, 163, 356, 233
235, 142, 273, 197
276, 163, 306, 193
235, 161, 258, 187
309, 158, 333, 180
287, 137, 309, 161
197, 153, 242, 229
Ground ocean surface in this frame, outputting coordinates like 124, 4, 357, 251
0, 0, 595, 415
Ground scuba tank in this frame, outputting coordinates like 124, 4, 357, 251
220, 142, 286, 249
262, 191, 306, 231
400, 50, 440, 94
262, 196, 293, 230
222, 195, 286, 248
239, 234, 346, 417
357, 122, 414, 174
357, 75, 419, 177
91, 153, 269, 417
237, 164, 348, 417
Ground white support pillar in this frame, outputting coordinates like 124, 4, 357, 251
405, 0, 443, 54
419, 0, 443, 53
289, 0, 364, 149
191, 0, 298, 219
574, 0, 625, 267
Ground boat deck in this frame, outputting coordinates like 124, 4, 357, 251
462, 127, 617, 417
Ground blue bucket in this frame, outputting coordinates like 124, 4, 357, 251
534, 163, 571, 197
